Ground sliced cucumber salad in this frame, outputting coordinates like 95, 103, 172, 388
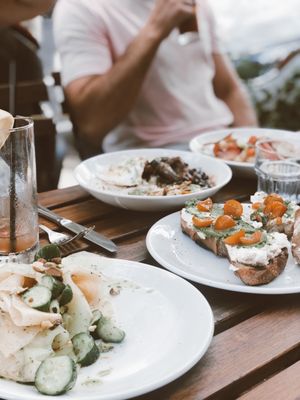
22, 285, 52, 312
19, 245, 128, 397
41, 275, 65, 299
96, 316, 126, 343
35, 356, 77, 396
72, 332, 100, 366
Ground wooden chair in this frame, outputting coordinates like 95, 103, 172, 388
31, 115, 63, 193
0, 79, 48, 115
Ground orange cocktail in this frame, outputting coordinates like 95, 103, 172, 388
0, 219, 38, 254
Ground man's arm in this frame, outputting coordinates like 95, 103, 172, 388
212, 53, 258, 127
64, 0, 196, 149
0, 0, 55, 26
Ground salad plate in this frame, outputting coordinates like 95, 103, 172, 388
0, 252, 214, 400
189, 127, 298, 177
74, 148, 232, 211
146, 211, 300, 295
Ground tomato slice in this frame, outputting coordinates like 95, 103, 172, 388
192, 216, 213, 228
224, 199, 243, 218
264, 201, 287, 218
223, 230, 246, 245
246, 147, 255, 158
213, 143, 221, 156
247, 135, 258, 145
264, 193, 284, 206
239, 231, 263, 246
214, 215, 236, 230
197, 198, 213, 212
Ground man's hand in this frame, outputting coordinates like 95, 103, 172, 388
145, 0, 196, 40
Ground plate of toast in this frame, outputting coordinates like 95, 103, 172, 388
146, 192, 300, 294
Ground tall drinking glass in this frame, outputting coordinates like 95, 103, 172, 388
255, 138, 300, 203
0, 117, 39, 263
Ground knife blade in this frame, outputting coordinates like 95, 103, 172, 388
38, 205, 117, 253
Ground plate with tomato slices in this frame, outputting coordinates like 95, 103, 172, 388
189, 128, 299, 177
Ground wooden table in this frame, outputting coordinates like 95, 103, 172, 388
38, 178, 300, 400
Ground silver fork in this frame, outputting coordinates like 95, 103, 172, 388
39, 224, 94, 246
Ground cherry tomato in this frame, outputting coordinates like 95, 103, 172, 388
239, 231, 263, 246
223, 230, 246, 245
197, 198, 213, 212
264, 201, 287, 218
224, 199, 243, 218
192, 216, 213, 228
214, 215, 236, 231
264, 193, 284, 206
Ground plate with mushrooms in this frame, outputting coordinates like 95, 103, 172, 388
74, 149, 232, 211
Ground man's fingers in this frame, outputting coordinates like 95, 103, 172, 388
180, 4, 197, 15
181, 0, 197, 14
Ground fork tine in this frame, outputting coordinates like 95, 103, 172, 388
60, 226, 94, 245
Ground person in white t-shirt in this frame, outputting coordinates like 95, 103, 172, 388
54, 0, 257, 156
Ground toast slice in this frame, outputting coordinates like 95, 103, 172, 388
181, 197, 290, 286
181, 209, 227, 257
181, 199, 258, 257
292, 209, 300, 264
250, 192, 299, 239
226, 232, 289, 286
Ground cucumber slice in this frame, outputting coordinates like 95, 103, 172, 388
22, 285, 52, 312
35, 244, 61, 262
49, 299, 60, 314
90, 310, 103, 339
52, 330, 70, 351
72, 333, 100, 367
96, 317, 125, 343
91, 309, 102, 325
41, 275, 65, 299
59, 284, 73, 306
35, 356, 77, 395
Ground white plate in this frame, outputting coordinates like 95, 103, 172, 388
0, 252, 214, 400
74, 149, 232, 211
146, 212, 300, 295
189, 127, 299, 177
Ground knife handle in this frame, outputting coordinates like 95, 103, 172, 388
38, 205, 62, 224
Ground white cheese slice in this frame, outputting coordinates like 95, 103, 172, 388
0, 313, 39, 358
0, 109, 14, 149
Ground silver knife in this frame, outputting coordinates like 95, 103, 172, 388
38, 205, 117, 253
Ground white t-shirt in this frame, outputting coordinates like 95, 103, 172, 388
54, 0, 233, 152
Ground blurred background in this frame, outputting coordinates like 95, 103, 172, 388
1, 0, 300, 190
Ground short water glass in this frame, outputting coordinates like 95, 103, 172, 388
255, 138, 300, 203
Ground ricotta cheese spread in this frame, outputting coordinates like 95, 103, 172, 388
226, 232, 290, 266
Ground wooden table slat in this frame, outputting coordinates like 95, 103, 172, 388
134, 303, 300, 400
38, 185, 90, 208
35, 179, 300, 400
238, 360, 300, 400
